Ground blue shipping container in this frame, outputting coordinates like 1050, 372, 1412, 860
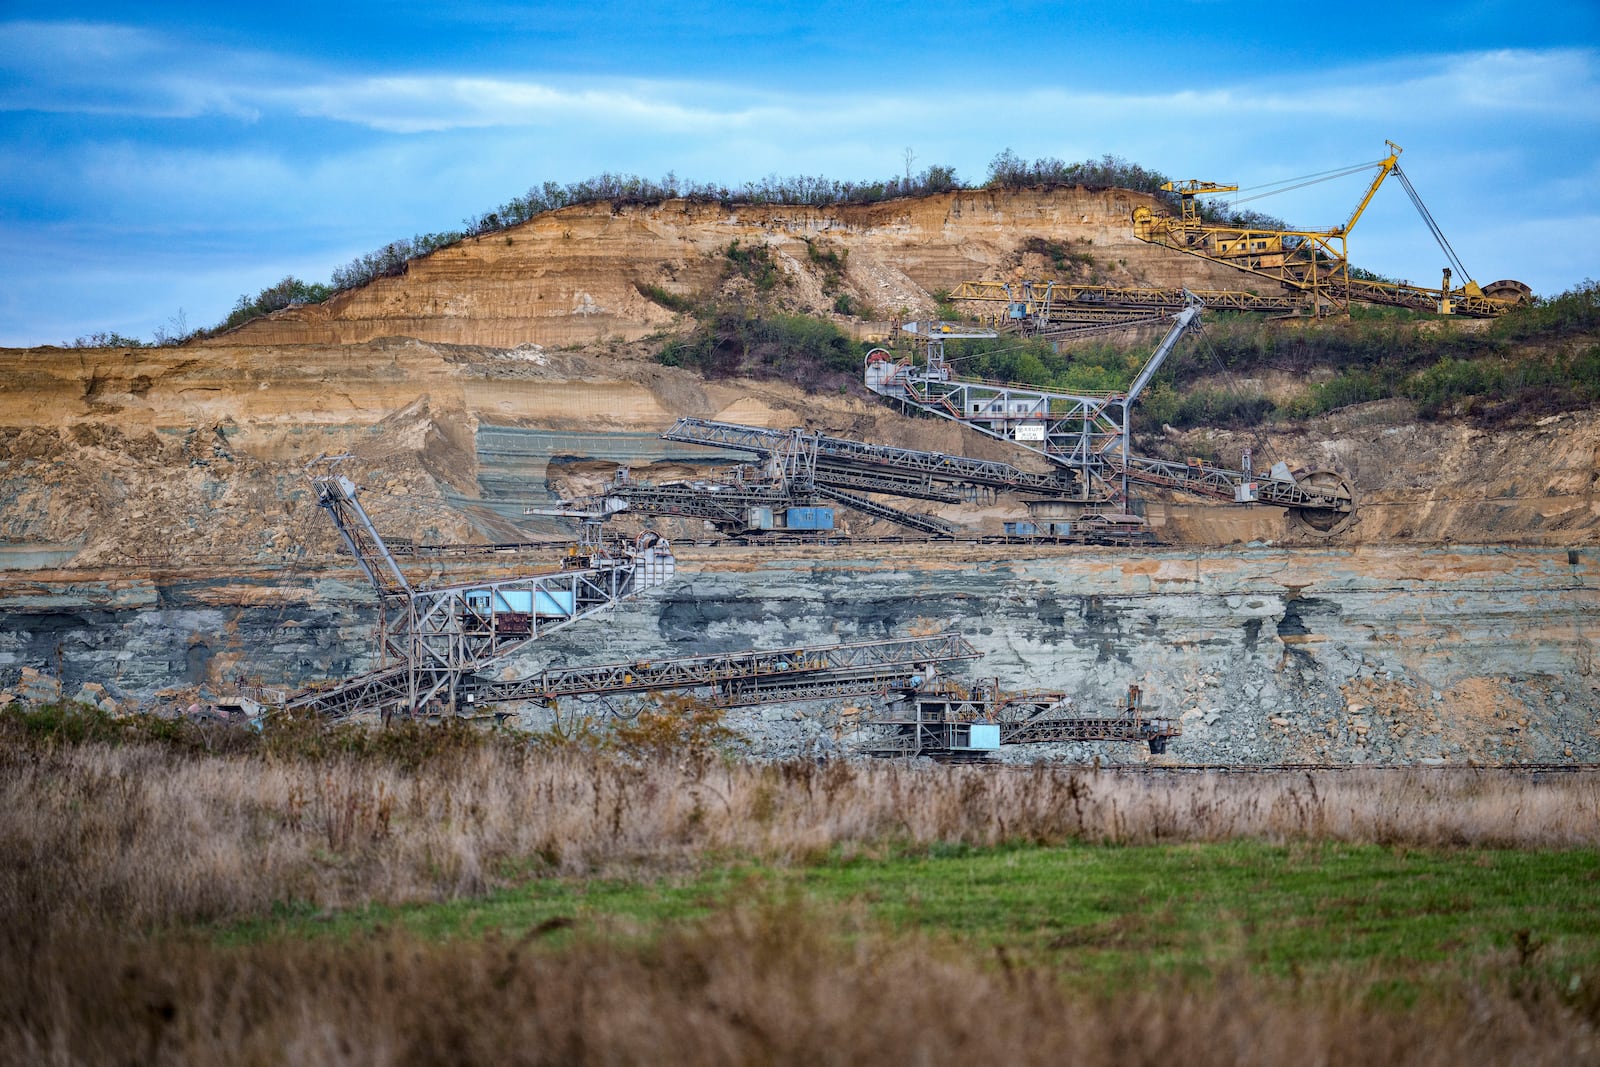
495, 590, 533, 613
786, 506, 835, 531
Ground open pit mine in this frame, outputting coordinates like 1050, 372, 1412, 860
1, 183, 1596, 764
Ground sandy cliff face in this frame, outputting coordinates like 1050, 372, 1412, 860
214, 188, 1252, 348
5, 329, 1600, 567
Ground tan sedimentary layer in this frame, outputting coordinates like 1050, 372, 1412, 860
4, 330, 1600, 566
211, 188, 1252, 349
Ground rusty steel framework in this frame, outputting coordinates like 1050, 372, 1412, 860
865, 302, 1357, 534
538, 422, 966, 536
285, 475, 1176, 759
1131, 141, 1529, 318
660, 417, 1081, 501
289, 474, 677, 720
478, 633, 981, 708
950, 279, 1299, 333
862, 682, 1179, 760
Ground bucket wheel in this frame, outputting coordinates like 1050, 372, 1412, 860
1286, 468, 1358, 537
1481, 279, 1533, 306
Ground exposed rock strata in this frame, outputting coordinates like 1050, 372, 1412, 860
2, 546, 1595, 765
212, 189, 1253, 349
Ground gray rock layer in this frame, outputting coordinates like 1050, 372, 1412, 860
2, 545, 1595, 765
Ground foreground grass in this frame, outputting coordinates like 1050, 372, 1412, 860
225, 842, 1600, 989
4, 724, 1599, 1063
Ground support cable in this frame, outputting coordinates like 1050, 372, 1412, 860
1227, 158, 1389, 198
1224, 160, 1388, 207
1393, 166, 1472, 282
1183, 323, 1287, 477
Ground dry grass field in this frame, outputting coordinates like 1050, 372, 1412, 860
3, 708, 1598, 1064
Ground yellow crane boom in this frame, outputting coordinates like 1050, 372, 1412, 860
1131, 141, 1527, 316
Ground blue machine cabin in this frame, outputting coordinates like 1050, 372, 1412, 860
785, 506, 835, 531
465, 587, 576, 623
966, 723, 1001, 750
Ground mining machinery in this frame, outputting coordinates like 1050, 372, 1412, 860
583, 298, 1352, 541
532, 426, 960, 537
866, 297, 1357, 535
287, 471, 677, 720
949, 279, 1300, 336
289, 470, 1179, 758
863, 682, 1177, 760
1131, 140, 1531, 317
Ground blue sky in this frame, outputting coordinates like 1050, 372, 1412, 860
2, 2, 1597, 346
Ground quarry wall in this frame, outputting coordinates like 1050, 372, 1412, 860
1, 545, 1595, 764
2, 190, 1596, 764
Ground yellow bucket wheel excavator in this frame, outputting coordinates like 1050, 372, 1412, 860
1131, 141, 1532, 317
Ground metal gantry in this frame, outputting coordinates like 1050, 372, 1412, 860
478, 633, 981, 708
862, 683, 1179, 760
950, 279, 1299, 333
540, 422, 964, 536
864, 302, 1357, 532
661, 417, 1082, 500
291, 474, 677, 719
287, 474, 1177, 760
865, 303, 1202, 508
1130, 141, 1529, 318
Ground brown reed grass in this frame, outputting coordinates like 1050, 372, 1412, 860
3, 741, 1597, 936
4, 900, 1595, 1066
4, 732, 1599, 1064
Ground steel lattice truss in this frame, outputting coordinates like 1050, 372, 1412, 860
556, 423, 964, 535
478, 633, 981, 707
862, 684, 1181, 758
606, 480, 796, 524
813, 485, 954, 534
863, 307, 1353, 522
950, 280, 1299, 329
661, 418, 1080, 499
289, 475, 678, 719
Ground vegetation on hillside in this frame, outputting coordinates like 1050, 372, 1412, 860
932, 280, 1600, 429
648, 240, 868, 391
67, 152, 1194, 345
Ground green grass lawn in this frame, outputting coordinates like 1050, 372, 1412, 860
222, 841, 1600, 993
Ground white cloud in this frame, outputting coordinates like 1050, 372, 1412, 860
2, 19, 1596, 341
6, 20, 1594, 134
271, 77, 783, 135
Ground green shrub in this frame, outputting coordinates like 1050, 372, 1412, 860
804, 238, 849, 293
216, 276, 334, 334
1022, 236, 1095, 272
1403, 358, 1502, 418
657, 308, 864, 391
724, 240, 783, 292
635, 281, 697, 314
1283, 367, 1404, 418
1490, 279, 1600, 342
62, 332, 151, 349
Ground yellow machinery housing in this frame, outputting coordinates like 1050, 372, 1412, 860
1130, 141, 1530, 317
